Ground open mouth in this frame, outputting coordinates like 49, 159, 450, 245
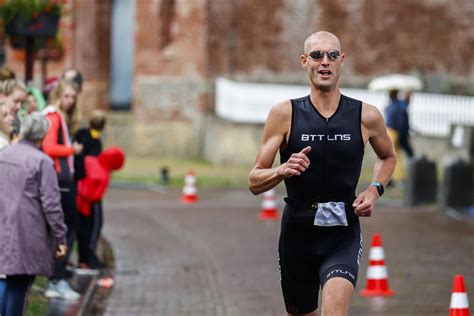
318, 70, 332, 77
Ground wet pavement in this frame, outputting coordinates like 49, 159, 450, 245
102, 188, 474, 315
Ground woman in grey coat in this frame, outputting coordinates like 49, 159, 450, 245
0, 112, 67, 316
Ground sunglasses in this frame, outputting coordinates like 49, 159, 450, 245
305, 50, 340, 61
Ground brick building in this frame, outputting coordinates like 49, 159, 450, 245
2, 0, 473, 158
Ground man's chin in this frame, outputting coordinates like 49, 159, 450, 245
315, 82, 334, 92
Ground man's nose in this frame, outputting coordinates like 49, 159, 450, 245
321, 53, 330, 65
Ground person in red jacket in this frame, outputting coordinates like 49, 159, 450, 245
42, 80, 83, 300
76, 146, 125, 269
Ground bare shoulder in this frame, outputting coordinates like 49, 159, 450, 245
265, 99, 292, 134
268, 99, 292, 123
361, 102, 384, 128
361, 102, 387, 141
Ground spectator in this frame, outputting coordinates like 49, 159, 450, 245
62, 69, 84, 93
3, 79, 27, 115
74, 109, 108, 269
42, 80, 83, 300
43, 76, 59, 101
0, 113, 67, 315
76, 146, 125, 270
384, 89, 414, 183
0, 102, 14, 150
397, 91, 414, 158
74, 109, 107, 179
25, 87, 47, 114
9, 114, 21, 145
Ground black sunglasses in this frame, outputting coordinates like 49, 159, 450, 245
306, 50, 340, 61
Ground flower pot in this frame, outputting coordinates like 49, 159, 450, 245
4, 13, 59, 37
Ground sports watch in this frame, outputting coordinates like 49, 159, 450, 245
371, 181, 384, 197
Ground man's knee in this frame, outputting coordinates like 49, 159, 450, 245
321, 277, 354, 315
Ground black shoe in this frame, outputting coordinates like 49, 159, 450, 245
89, 256, 107, 269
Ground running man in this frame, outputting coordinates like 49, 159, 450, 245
248, 31, 396, 315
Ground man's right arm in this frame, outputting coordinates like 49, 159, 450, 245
248, 101, 311, 195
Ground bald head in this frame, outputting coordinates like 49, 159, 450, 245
304, 31, 341, 53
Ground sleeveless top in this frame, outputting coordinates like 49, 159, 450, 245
280, 94, 364, 205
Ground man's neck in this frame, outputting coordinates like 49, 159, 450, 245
309, 86, 341, 117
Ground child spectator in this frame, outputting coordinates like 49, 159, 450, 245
76, 147, 125, 269
74, 109, 107, 269
42, 80, 83, 300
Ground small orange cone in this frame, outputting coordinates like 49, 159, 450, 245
449, 275, 470, 316
259, 189, 279, 220
181, 169, 198, 204
360, 233, 395, 296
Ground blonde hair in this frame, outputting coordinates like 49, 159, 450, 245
2, 79, 27, 96
49, 80, 81, 134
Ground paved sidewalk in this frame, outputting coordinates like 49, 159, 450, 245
102, 188, 474, 315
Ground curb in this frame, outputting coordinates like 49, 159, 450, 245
76, 274, 98, 316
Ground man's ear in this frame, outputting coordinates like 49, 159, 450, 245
300, 54, 307, 69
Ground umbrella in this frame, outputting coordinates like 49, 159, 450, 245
368, 74, 423, 91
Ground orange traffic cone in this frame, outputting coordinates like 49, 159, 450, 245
259, 189, 279, 220
360, 233, 395, 296
449, 275, 470, 316
181, 169, 198, 204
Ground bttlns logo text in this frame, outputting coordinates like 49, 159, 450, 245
301, 134, 351, 141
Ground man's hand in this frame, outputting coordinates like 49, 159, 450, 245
279, 146, 311, 178
352, 186, 379, 217
56, 244, 67, 257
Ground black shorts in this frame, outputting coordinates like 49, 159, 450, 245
278, 204, 363, 314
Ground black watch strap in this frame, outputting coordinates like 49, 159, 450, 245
371, 181, 384, 196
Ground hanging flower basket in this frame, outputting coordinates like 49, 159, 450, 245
0, 1, 62, 38
4, 12, 59, 37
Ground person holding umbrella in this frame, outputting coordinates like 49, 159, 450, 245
368, 74, 421, 184
384, 89, 414, 183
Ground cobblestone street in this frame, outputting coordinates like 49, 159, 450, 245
102, 188, 474, 315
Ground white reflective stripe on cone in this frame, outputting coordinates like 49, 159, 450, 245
183, 185, 197, 195
366, 266, 388, 279
369, 247, 385, 260
450, 293, 470, 308
185, 175, 196, 185
263, 190, 275, 198
262, 200, 276, 209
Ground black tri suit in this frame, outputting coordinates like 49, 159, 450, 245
278, 94, 365, 314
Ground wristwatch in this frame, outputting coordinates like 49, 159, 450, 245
371, 181, 384, 197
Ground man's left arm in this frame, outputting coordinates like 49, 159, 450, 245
353, 103, 397, 217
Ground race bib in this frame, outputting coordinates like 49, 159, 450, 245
314, 202, 348, 226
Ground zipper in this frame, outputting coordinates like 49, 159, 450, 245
324, 117, 329, 199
